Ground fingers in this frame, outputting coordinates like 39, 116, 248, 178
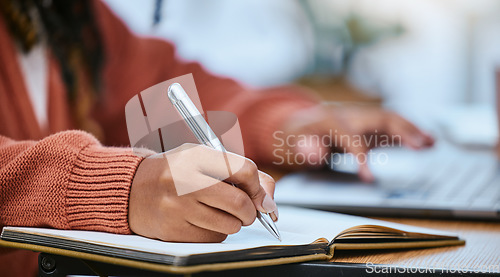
174, 144, 278, 221
358, 163, 375, 183
258, 171, 275, 197
186, 201, 244, 234
224, 159, 278, 219
130, 143, 279, 243
162, 220, 228, 243
344, 139, 375, 183
292, 135, 331, 168
194, 145, 255, 185
183, 223, 228, 243
386, 113, 435, 150
195, 146, 278, 217
194, 181, 257, 226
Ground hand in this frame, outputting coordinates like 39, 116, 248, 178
129, 143, 277, 242
276, 104, 434, 182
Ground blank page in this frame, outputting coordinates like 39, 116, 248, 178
2, 206, 457, 257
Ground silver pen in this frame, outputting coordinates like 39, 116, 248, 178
167, 83, 281, 241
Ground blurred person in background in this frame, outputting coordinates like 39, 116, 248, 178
0, 0, 433, 275
120, 0, 500, 139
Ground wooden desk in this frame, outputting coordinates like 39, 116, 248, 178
267, 169, 500, 274
331, 218, 500, 273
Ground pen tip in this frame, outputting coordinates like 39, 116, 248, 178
256, 212, 282, 241
272, 223, 282, 241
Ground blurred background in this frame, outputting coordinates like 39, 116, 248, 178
105, 0, 500, 149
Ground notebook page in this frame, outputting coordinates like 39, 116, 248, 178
277, 206, 457, 239
4, 207, 349, 256
2, 206, 334, 257
2, 206, 457, 257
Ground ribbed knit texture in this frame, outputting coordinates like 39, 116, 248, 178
67, 144, 142, 233
0, 131, 143, 233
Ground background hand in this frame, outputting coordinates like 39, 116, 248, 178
278, 104, 434, 182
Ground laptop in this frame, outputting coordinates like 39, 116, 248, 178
274, 141, 500, 220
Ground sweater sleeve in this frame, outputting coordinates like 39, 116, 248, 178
0, 131, 143, 234
92, 0, 318, 164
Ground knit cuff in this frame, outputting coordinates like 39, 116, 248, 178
241, 96, 317, 164
66, 145, 144, 234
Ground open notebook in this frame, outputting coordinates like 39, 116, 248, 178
1, 206, 463, 269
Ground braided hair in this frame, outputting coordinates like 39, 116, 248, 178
1, 0, 104, 99
0, 0, 104, 137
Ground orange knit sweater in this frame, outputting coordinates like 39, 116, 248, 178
0, 1, 316, 275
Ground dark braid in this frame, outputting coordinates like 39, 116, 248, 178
0, 0, 38, 51
0, 0, 104, 101
1, 0, 105, 139
35, 0, 104, 101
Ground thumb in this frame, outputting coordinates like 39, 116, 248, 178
258, 171, 276, 197
258, 171, 279, 221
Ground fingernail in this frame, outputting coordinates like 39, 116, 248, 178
413, 136, 424, 148
262, 194, 277, 214
270, 211, 278, 222
425, 133, 435, 146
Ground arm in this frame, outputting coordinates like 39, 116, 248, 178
91, 1, 433, 181
92, 0, 318, 165
0, 1, 281, 239
0, 131, 142, 234
0, 132, 278, 243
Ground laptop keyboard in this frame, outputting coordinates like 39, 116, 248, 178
379, 144, 500, 210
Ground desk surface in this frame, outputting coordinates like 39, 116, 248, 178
267, 169, 500, 274
35, 206, 499, 276
31, 170, 499, 276
331, 217, 500, 273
